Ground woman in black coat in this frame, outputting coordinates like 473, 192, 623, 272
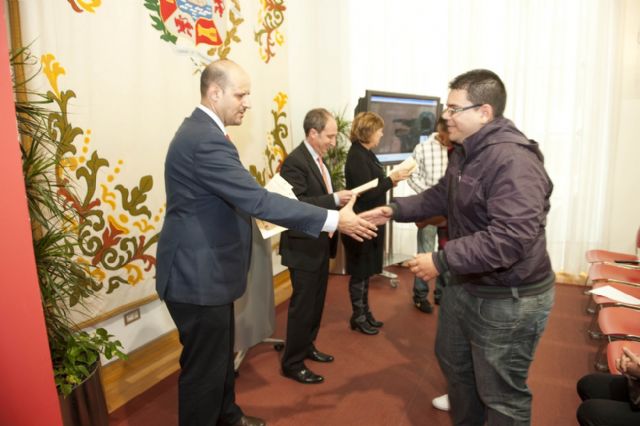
343, 112, 410, 335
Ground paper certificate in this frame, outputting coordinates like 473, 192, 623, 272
390, 156, 417, 175
588, 285, 640, 306
256, 173, 297, 239
351, 178, 379, 195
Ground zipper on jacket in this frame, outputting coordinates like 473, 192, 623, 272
449, 145, 466, 239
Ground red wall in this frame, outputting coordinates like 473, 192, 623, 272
0, 3, 62, 425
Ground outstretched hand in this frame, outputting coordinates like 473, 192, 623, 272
359, 206, 393, 226
338, 196, 377, 242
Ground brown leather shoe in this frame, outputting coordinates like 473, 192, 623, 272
282, 367, 324, 384
231, 415, 266, 426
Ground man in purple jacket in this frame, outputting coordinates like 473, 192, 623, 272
362, 69, 555, 425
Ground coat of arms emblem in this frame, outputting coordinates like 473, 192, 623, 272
145, 0, 243, 59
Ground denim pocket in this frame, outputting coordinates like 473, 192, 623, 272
477, 297, 519, 330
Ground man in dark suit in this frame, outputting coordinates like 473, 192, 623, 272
156, 60, 376, 426
279, 108, 352, 384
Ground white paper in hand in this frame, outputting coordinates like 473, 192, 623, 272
256, 173, 297, 239
351, 178, 378, 195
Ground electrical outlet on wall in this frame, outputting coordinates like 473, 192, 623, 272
124, 308, 141, 325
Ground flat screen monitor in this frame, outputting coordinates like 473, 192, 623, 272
355, 90, 440, 164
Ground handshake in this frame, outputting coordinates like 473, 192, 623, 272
336, 195, 440, 282
335, 190, 394, 242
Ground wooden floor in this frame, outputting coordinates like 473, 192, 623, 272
101, 271, 292, 413
109, 267, 599, 425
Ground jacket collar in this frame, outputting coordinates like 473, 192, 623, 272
195, 105, 225, 135
461, 117, 530, 160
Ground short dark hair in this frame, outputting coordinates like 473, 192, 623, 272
200, 60, 231, 97
449, 69, 506, 117
303, 108, 333, 136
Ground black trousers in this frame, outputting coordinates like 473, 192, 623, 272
166, 301, 243, 426
281, 255, 330, 371
577, 373, 640, 426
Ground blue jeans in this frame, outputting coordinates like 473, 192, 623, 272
435, 284, 555, 426
413, 225, 438, 300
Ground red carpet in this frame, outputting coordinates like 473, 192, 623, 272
110, 266, 598, 425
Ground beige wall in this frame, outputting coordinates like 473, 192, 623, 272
607, 0, 640, 253
286, 0, 352, 145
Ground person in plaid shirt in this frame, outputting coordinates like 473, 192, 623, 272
407, 117, 451, 313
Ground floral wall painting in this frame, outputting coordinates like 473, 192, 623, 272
16, 0, 292, 323
41, 54, 163, 323
66, 0, 103, 14
249, 91, 290, 186
255, 0, 286, 63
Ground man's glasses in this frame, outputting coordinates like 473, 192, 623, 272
443, 104, 482, 116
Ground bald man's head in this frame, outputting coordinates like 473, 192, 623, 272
200, 59, 238, 97
200, 60, 251, 126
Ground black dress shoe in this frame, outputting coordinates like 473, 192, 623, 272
307, 349, 334, 363
366, 312, 384, 328
350, 317, 379, 335
231, 415, 266, 426
282, 367, 324, 384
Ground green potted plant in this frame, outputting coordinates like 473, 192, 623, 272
323, 108, 351, 190
13, 48, 126, 425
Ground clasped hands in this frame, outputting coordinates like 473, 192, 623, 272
616, 346, 640, 379
338, 198, 393, 242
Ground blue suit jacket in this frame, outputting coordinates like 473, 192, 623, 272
156, 108, 328, 305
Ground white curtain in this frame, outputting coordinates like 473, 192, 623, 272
347, 0, 624, 276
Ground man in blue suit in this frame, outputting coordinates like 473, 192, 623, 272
156, 59, 376, 426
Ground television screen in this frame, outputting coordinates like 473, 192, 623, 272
355, 90, 440, 164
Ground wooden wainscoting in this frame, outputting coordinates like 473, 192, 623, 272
555, 271, 587, 286
101, 270, 291, 412
101, 329, 181, 412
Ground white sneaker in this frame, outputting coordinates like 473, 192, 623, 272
432, 394, 450, 411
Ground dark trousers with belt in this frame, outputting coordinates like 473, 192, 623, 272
281, 255, 330, 371
166, 301, 243, 426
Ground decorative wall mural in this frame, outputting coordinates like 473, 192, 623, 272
18, 0, 292, 322
42, 53, 161, 297
66, 0, 103, 13
249, 91, 289, 186
255, 0, 286, 63
144, 0, 244, 59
